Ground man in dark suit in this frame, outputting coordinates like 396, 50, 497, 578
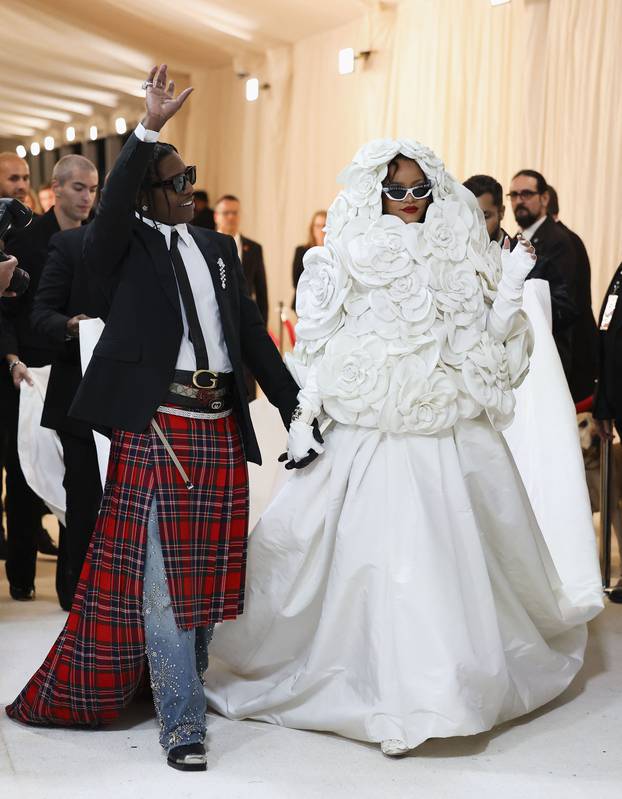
545, 185, 599, 403
508, 170, 577, 381
213, 194, 268, 323
0, 154, 98, 601
31, 225, 107, 609
594, 263, 622, 438
5, 67, 323, 771
191, 189, 215, 229
0, 151, 32, 559
214, 193, 269, 399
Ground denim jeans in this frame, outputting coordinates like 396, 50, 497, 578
143, 499, 214, 751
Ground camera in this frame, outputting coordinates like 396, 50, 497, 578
0, 198, 33, 296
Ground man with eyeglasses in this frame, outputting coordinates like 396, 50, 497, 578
508, 169, 577, 381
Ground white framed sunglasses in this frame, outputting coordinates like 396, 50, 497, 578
381, 180, 433, 201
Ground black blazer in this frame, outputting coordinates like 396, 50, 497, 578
69, 133, 298, 465
31, 226, 109, 439
0, 207, 61, 366
241, 236, 268, 324
557, 220, 598, 402
522, 215, 578, 377
593, 262, 622, 423
291, 244, 309, 309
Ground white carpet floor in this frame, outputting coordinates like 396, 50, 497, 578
1, 554, 621, 799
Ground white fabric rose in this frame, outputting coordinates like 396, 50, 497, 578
295, 244, 352, 352
379, 356, 459, 434
415, 199, 473, 263
343, 215, 417, 287
339, 164, 385, 208
351, 139, 401, 169
369, 268, 436, 337
325, 193, 357, 238
462, 332, 515, 428
430, 260, 487, 363
316, 332, 390, 425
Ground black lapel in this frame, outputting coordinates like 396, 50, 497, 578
133, 219, 181, 316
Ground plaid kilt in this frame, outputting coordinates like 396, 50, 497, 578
6, 408, 248, 727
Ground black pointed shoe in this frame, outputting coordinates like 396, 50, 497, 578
167, 742, 207, 772
10, 585, 35, 601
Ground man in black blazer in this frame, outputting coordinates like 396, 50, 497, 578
545, 185, 599, 403
213, 194, 268, 323
508, 170, 577, 382
1, 154, 99, 601
594, 262, 622, 438
213, 193, 269, 399
31, 225, 107, 608
61, 66, 321, 769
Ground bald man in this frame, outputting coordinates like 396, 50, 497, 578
0, 152, 30, 560
0, 154, 99, 605
0, 152, 30, 205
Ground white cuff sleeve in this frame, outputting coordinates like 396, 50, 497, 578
134, 122, 160, 143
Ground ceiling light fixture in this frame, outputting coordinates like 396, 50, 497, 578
246, 78, 259, 102
89, 125, 98, 141
115, 117, 127, 135
44, 136, 55, 151
30, 142, 40, 156
66, 126, 76, 142
16, 145, 27, 158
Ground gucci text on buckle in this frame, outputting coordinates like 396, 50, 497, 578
217, 257, 227, 289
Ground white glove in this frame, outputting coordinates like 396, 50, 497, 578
287, 418, 325, 463
489, 235, 536, 338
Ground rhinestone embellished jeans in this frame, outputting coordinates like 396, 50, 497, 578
143, 499, 214, 752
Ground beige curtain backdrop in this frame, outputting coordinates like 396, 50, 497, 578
165, 0, 621, 331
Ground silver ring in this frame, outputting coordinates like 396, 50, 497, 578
141, 80, 153, 90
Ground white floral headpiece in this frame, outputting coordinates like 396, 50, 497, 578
325, 138, 459, 238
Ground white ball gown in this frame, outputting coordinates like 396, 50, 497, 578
205, 139, 603, 749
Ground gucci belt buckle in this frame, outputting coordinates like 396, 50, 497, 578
192, 369, 218, 390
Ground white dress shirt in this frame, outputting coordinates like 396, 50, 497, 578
521, 215, 547, 241
134, 122, 232, 372
138, 216, 233, 373
233, 232, 243, 262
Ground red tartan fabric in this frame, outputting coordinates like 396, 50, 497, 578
6, 410, 248, 728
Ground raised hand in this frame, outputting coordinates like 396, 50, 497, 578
501, 234, 537, 285
142, 64, 193, 132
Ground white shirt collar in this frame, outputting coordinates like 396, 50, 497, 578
136, 213, 193, 248
520, 215, 547, 241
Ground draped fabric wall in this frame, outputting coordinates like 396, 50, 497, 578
165, 0, 621, 329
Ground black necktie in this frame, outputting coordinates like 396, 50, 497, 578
169, 229, 209, 370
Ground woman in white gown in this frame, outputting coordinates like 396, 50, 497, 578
205, 139, 603, 756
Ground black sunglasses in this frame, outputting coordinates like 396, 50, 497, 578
152, 165, 197, 194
